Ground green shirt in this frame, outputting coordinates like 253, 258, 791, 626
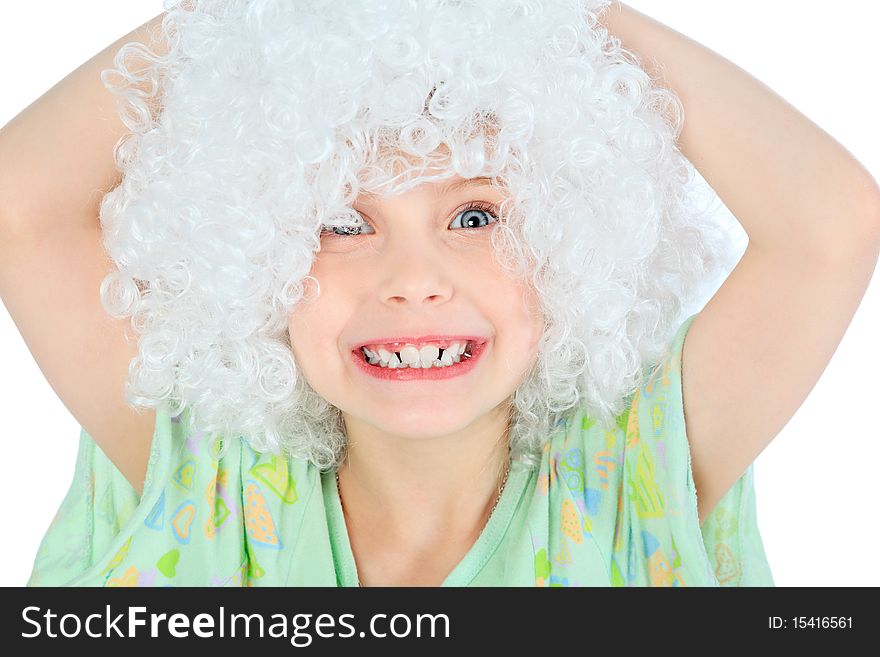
28, 313, 774, 586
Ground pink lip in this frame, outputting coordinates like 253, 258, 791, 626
350, 340, 488, 381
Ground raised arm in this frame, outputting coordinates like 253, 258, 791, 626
0, 11, 168, 233
0, 11, 171, 495
598, 1, 880, 251
597, 2, 880, 523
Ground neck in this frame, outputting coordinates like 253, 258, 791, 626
335, 405, 513, 549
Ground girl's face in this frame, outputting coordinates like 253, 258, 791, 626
287, 175, 544, 441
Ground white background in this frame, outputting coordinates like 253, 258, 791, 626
1, 1, 878, 587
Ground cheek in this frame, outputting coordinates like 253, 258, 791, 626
517, 295, 545, 371
492, 284, 544, 378
286, 315, 310, 372
504, 281, 544, 340
286, 277, 350, 370
286, 287, 324, 364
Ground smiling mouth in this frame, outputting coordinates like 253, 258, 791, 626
358, 341, 475, 369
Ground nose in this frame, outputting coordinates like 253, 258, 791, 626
377, 243, 454, 307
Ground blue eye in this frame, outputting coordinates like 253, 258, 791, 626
320, 202, 499, 238
448, 202, 499, 230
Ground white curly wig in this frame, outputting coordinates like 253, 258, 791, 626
98, 0, 736, 471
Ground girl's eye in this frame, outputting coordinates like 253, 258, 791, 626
320, 202, 499, 238
448, 202, 499, 230
321, 222, 374, 237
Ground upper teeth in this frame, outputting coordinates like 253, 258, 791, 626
361, 341, 471, 368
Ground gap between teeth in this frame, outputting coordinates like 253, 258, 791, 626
361, 342, 473, 368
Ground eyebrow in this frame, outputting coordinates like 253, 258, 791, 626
355, 176, 495, 207
433, 176, 494, 196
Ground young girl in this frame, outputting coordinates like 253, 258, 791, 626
1, 0, 877, 587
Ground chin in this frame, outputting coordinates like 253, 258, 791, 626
364, 412, 478, 440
